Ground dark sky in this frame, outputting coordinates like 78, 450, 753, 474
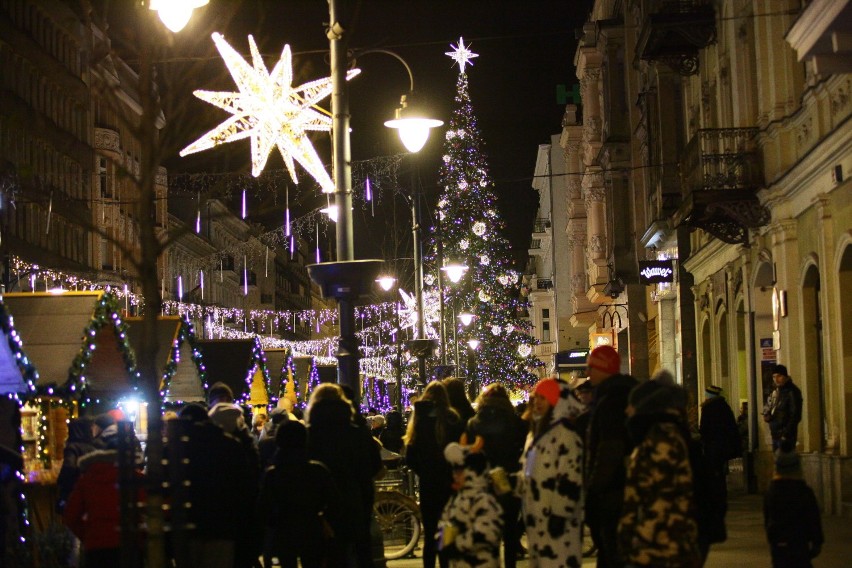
123, 1, 592, 268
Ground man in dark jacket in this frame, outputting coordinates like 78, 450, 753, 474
763, 364, 803, 451
583, 345, 637, 568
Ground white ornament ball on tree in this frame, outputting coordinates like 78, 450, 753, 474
472, 221, 486, 236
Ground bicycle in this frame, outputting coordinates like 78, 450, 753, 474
374, 456, 421, 560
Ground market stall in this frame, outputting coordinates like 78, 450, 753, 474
2, 291, 140, 537
196, 338, 270, 414
264, 347, 299, 406
124, 316, 208, 406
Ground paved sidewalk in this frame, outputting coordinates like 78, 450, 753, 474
387, 491, 852, 567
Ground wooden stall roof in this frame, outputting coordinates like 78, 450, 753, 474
0, 299, 37, 396
2, 292, 138, 398
124, 317, 207, 403
196, 338, 269, 405
264, 348, 288, 400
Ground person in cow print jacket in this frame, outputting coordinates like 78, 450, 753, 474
518, 378, 585, 568
437, 437, 503, 568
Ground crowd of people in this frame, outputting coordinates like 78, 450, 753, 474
50, 348, 819, 568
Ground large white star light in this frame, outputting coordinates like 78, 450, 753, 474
446, 37, 479, 74
180, 33, 360, 192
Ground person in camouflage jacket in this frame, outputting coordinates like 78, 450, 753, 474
618, 380, 700, 568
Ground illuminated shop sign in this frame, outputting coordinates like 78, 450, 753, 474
638, 260, 674, 284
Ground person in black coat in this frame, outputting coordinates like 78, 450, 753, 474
443, 377, 475, 427
306, 383, 383, 568
404, 381, 464, 568
764, 450, 822, 568
466, 383, 527, 568
56, 417, 97, 513
379, 410, 405, 454
259, 420, 341, 568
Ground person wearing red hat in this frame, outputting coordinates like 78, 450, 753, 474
583, 345, 638, 568
518, 378, 585, 567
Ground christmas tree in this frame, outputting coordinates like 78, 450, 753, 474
424, 39, 542, 392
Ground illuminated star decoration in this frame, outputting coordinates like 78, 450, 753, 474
181, 33, 360, 192
446, 37, 479, 74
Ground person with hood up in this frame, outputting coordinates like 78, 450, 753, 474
405, 381, 465, 568
618, 379, 700, 567
466, 383, 527, 568
517, 378, 585, 567
259, 420, 341, 568
380, 410, 406, 454
437, 438, 503, 568
583, 345, 638, 568
56, 417, 96, 514
63, 422, 145, 567
258, 406, 291, 470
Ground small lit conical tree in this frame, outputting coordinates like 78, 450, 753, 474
424, 39, 542, 392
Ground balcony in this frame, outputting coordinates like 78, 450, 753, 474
673, 127, 769, 244
536, 278, 553, 290
532, 218, 551, 235
636, 0, 716, 76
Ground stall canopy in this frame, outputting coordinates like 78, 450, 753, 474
0, 298, 38, 397
196, 338, 269, 406
125, 317, 207, 404
2, 292, 139, 403
264, 348, 290, 404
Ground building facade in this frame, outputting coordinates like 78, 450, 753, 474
559, 0, 851, 513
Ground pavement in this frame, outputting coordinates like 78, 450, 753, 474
386, 491, 852, 567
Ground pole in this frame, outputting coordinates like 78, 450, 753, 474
411, 169, 428, 382
328, 0, 359, 400
437, 224, 447, 365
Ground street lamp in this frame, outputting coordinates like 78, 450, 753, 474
442, 262, 468, 283
149, 0, 208, 33
376, 275, 397, 292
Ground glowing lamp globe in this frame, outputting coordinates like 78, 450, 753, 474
150, 0, 208, 32
385, 94, 443, 153
376, 276, 397, 292
458, 312, 475, 326
441, 263, 468, 283
467, 338, 481, 350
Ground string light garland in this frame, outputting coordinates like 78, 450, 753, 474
158, 318, 209, 409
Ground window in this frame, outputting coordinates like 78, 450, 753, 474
542, 308, 551, 342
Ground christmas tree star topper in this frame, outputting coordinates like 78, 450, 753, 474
446, 37, 479, 74
181, 33, 360, 192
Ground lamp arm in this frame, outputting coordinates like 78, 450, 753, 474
350, 48, 416, 93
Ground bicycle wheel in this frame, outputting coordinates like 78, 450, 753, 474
373, 491, 421, 560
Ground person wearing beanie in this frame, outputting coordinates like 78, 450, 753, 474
518, 378, 585, 567
762, 364, 803, 451
618, 380, 700, 567
258, 420, 341, 568
436, 440, 503, 568
583, 346, 638, 568
764, 450, 823, 567
207, 381, 235, 407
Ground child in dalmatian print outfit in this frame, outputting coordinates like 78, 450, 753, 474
437, 438, 504, 568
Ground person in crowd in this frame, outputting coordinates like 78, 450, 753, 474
437, 439, 503, 568
736, 401, 749, 456
56, 417, 96, 514
306, 383, 383, 568
517, 378, 585, 567
258, 406, 291, 471
618, 379, 700, 567
207, 401, 261, 568
762, 364, 803, 451
369, 414, 386, 440
466, 383, 527, 568
259, 420, 341, 568
443, 377, 475, 426
380, 410, 406, 454
404, 381, 465, 568
173, 402, 252, 568
699, 385, 740, 544
208, 381, 235, 407
572, 378, 595, 437
63, 422, 145, 568
91, 413, 116, 449
251, 412, 267, 441
583, 345, 638, 568
764, 449, 822, 568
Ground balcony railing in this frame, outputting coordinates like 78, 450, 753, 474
637, 0, 716, 76
674, 127, 769, 244
536, 278, 553, 290
529, 239, 542, 250
533, 218, 551, 234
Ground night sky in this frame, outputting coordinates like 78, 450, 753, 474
108, 1, 592, 269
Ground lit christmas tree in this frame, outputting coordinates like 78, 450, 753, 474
424, 39, 542, 391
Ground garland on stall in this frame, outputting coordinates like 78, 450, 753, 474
159, 318, 209, 409
284, 349, 299, 405
0, 299, 38, 398
65, 293, 140, 410
238, 337, 271, 409
302, 358, 320, 408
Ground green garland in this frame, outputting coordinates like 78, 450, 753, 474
159, 317, 209, 409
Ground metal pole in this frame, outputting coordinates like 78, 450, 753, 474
437, 225, 447, 365
328, 0, 359, 399
411, 172, 427, 382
